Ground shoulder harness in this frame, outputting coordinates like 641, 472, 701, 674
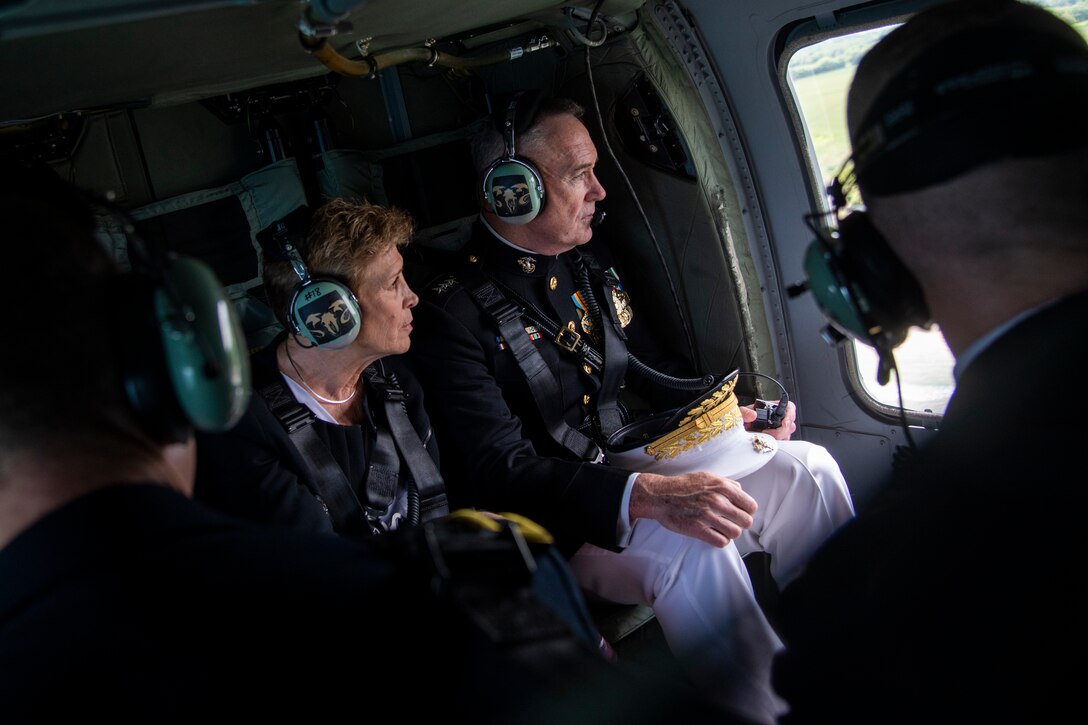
448, 251, 634, 461
258, 360, 448, 536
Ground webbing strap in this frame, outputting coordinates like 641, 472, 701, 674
575, 253, 629, 438
595, 322, 628, 437
464, 275, 602, 462
363, 365, 449, 523
258, 381, 372, 537
365, 419, 401, 516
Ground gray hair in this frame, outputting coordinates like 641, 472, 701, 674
470, 97, 586, 174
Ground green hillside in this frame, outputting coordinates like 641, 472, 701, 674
789, 0, 1088, 184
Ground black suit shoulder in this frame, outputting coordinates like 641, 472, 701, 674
773, 290, 1088, 724
3, 486, 710, 724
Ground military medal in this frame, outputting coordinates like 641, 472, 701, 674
752, 436, 775, 454
605, 267, 634, 327
612, 287, 633, 327
571, 290, 596, 338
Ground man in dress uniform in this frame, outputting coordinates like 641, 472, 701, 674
408, 95, 855, 725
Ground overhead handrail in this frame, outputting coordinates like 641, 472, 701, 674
299, 33, 558, 79
297, 1, 558, 79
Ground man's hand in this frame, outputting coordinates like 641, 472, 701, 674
629, 471, 757, 548
741, 400, 798, 441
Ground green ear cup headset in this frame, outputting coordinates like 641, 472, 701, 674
279, 234, 362, 350
794, 23, 1088, 384
795, 162, 932, 386
481, 91, 546, 225
110, 212, 251, 443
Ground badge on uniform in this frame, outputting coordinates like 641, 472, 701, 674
571, 290, 597, 339
428, 275, 459, 298
608, 267, 634, 327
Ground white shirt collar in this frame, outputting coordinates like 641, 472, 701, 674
279, 373, 339, 424
479, 214, 546, 256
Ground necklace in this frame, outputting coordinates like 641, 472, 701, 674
283, 344, 358, 405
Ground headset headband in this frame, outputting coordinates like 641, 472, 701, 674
271, 228, 361, 350
481, 91, 546, 224
853, 26, 1088, 195
282, 238, 312, 285
502, 95, 520, 160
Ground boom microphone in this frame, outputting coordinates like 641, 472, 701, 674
591, 209, 607, 227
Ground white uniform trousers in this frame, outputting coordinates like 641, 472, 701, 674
734, 439, 855, 587
568, 439, 854, 724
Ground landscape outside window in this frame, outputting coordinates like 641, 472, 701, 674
786, 0, 1088, 415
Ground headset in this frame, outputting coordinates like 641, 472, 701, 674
794, 23, 1088, 385
4, 159, 251, 444
796, 162, 932, 385
480, 91, 546, 225
274, 222, 362, 350
107, 209, 252, 444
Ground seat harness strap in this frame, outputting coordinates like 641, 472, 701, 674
458, 252, 635, 459
259, 361, 448, 532
258, 379, 373, 536
460, 268, 602, 462
362, 365, 449, 523
574, 252, 629, 438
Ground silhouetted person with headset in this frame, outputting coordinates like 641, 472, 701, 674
774, 1, 1088, 722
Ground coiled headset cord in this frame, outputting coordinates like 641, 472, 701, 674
575, 257, 712, 392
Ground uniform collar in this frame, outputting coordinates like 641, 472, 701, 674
477, 214, 559, 277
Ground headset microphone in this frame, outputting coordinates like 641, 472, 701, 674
591, 209, 606, 228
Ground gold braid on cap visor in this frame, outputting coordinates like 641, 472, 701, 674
645, 377, 743, 461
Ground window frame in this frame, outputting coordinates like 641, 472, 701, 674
774, 0, 951, 429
